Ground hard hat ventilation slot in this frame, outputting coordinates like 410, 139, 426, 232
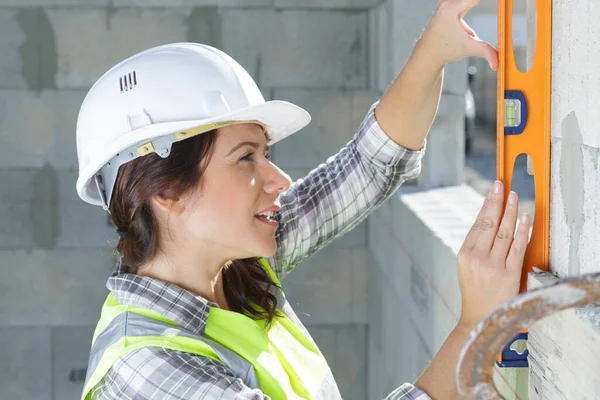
120, 71, 138, 93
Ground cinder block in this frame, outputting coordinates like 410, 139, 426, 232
306, 325, 367, 400
0, 10, 31, 89
283, 247, 367, 325
274, 0, 376, 8
0, 90, 86, 168
0, 327, 52, 400
0, 167, 115, 250
47, 8, 192, 89
0, 166, 61, 250
271, 89, 378, 169
221, 9, 367, 89
52, 326, 96, 400
0, 249, 115, 326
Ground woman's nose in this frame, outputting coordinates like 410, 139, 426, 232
264, 162, 292, 195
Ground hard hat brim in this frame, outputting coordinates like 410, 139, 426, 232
77, 100, 311, 207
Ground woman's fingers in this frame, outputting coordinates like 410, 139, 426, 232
473, 181, 505, 253
461, 189, 491, 252
490, 191, 519, 263
506, 213, 530, 272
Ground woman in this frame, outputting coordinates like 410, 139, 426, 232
76, 1, 529, 399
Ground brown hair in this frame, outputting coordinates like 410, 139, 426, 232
110, 130, 280, 323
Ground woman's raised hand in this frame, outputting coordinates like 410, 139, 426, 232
420, 0, 499, 70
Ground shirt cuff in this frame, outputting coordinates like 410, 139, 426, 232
355, 101, 426, 178
384, 383, 432, 400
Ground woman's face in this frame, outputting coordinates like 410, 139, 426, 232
176, 123, 292, 260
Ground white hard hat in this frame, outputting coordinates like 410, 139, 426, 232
76, 42, 311, 210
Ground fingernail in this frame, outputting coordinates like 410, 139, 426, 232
493, 180, 502, 194
508, 192, 517, 205
521, 213, 530, 224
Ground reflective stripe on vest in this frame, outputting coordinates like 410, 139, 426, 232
81, 259, 337, 400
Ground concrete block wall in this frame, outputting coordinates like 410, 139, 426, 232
527, 0, 600, 397
0, 2, 379, 399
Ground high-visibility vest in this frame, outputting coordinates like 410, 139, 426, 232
81, 258, 339, 400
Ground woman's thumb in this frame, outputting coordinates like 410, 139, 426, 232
468, 39, 499, 71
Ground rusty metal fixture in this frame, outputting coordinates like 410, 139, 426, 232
456, 271, 600, 399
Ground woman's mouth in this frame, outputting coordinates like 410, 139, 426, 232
255, 210, 278, 228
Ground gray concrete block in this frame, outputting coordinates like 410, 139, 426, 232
307, 324, 367, 400
52, 326, 96, 400
282, 247, 367, 325
271, 89, 378, 169
47, 8, 192, 89
0, 249, 115, 326
274, 0, 376, 8
0, 8, 62, 90
0, 167, 115, 250
0, 10, 30, 89
0, 166, 60, 250
221, 9, 367, 89
0, 327, 52, 400
0, 90, 86, 168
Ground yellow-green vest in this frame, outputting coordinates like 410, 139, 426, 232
81, 258, 339, 400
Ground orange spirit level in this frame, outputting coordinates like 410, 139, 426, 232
496, 0, 551, 368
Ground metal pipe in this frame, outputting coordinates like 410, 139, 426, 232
456, 271, 600, 399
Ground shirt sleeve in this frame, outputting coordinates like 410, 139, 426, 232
89, 347, 270, 400
268, 101, 426, 279
384, 383, 433, 400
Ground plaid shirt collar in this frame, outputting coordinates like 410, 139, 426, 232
106, 259, 212, 336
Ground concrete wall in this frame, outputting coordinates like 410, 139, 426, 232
527, 0, 600, 398
0, 2, 378, 399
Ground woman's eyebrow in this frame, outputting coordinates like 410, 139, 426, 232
227, 141, 269, 156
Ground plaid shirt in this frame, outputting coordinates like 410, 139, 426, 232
90, 103, 431, 400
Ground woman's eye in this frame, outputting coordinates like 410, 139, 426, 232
240, 152, 254, 162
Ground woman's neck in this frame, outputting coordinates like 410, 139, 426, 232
137, 251, 231, 310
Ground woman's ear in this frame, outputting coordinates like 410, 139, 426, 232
151, 193, 185, 216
